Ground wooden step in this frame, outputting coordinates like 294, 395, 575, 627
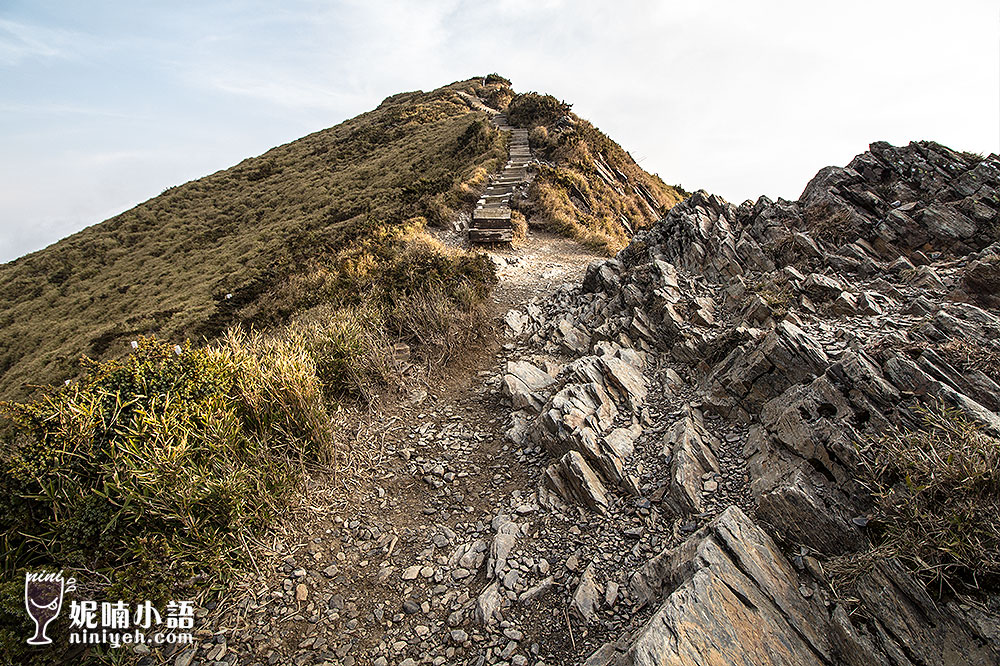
473, 207, 511, 220
469, 118, 530, 247
469, 228, 514, 243
470, 218, 514, 230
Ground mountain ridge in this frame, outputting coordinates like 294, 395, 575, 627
0, 76, 684, 400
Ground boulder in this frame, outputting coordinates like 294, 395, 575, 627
544, 451, 610, 514
662, 409, 721, 514
802, 273, 845, 300
502, 360, 556, 413
963, 254, 1000, 299
608, 507, 999, 666
832, 291, 858, 315
558, 318, 591, 354
570, 563, 601, 624
614, 507, 835, 666
907, 265, 947, 290
504, 309, 529, 337
582, 259, 622, 295
703, 321, 830, 418
535, 381, 618, 456
474, 581, 503, 626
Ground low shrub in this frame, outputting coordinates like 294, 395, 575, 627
483, 73, 511, 87
507, 92, 573, 129
388, 285, 492, 368
289, 304, 396, 404
511, 210, 528, 242
803, 202, 861, 245
857, 402, 1000, 593
0, 335, 334, 602
936, 338, 1000, 380
752, 278, 795, 319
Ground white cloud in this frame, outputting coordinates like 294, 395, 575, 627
0, 17, 95, 65
0, 0, 997, 261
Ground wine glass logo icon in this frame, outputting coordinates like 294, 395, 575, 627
24, 572, 65, 645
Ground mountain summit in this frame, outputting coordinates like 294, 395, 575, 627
0, 76, 683, 399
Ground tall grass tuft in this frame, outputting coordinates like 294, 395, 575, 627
0, 336, 335, 602
857, 401, 1000, 593
289, 304, 397, 404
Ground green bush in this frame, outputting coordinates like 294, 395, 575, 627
0, 335, 334, 601
507, 92, 573, 129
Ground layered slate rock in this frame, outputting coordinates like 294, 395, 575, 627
474, 514, 526, 626
703, 320, 830, 419
502, 360, 557, 413
499, 140, 1000, 664
600, 507, 998, 666
530, 344, 648, 508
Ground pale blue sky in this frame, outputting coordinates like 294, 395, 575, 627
1, 0, 998, 262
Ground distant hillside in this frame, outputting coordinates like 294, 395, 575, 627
0, 76, 685, 398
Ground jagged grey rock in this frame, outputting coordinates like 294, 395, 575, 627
474, 581, 503, 627
662, 408, 721, 514
570, 563, 601, 624
502, 360, 556, 413
544, 451, 609, 514
610, 507, 999, 666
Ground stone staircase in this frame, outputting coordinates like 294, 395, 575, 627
468, 113, 531, 244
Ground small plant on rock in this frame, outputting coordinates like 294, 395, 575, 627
857, 401, 1000, 593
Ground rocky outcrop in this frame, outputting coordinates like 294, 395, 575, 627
474, 514, 527, 627
499, 140, 1000, 664
502, 360, 557, 413
963, 243, 1000, 306
592, 507, 999, 666
703, 321, 830, 419
661, 408, 720, 514
528, 344, 648, 509
800, 141, 999, 256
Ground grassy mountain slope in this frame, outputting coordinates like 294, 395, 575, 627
0, 76, 690, 661
0, 78, 508, 399
507, 91, 687, 253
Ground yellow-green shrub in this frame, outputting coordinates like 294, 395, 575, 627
0, 335, 334, 601
289, 304, 396, 404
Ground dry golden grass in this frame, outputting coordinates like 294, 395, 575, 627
855, 401, 1000, 594
506, 92, 687, 254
